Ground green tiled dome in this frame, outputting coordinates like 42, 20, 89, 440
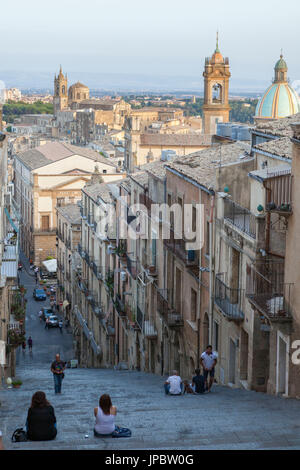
275, 55, 287, 70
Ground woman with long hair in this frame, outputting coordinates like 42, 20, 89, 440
94, 394, 117, 436
26, 391, 57, 441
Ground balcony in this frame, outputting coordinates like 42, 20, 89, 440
157, 289, 184, 327
115, 294, 126, 317
214, 274, 244, 321
264, 169, 292, 216
126, 254, 137, 279
33, 228, 57, 235
143, 320, 158, 339
224, 198, 256, 239
164, 228, 198, 266
74, 306, 101, 356
246, 260, 293, 321
135, 306, 157, 338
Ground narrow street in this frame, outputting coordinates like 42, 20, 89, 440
1, 255, 300, 450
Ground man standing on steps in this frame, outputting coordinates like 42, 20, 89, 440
51, 354, 66, 394
200, 345, 217, 393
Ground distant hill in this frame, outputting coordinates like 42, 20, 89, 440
0, 70, 269, 95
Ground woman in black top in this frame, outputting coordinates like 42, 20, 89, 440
26, 391, 57, 441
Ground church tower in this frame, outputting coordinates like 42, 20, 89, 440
53, 66, 68, 115
202, 34, 231, 135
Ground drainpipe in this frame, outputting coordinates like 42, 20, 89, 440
265, 188, 271, 254
209, 193, 215, 345
197, 187, 202, 368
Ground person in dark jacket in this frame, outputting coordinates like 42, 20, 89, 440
192, 369, 205, 394
26, 391, 57, 441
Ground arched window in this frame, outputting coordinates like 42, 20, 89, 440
62, 85, 65, 95
212, 83, 222, 103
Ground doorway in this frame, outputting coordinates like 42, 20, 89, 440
229, 339, 236, 384
277, 333, 289, 395
240, 329, 249, 380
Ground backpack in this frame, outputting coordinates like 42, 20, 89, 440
11, 428, 28, 442
112, 426, 132, 438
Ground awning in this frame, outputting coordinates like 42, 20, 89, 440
42, 259, 57, 273
4, 208, 19, 233
63, 300, 69, 308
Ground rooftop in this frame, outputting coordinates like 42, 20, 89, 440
56, 204, 81, 225
255, 112, 300, 137
254, 137, 292, 160
140, 133, 211, 147
129, 171, 149, 188
249, 164, 291, 182
16, 142, 116, 171
165, 142, 251, 191
83, 182, 115, 204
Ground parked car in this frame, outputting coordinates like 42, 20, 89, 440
42, 307, 53, 320
33, 288, 47, 301
48, 316, 59, 328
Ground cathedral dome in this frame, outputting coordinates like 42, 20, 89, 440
255, 55, 300, 120
255, 83, 300, 119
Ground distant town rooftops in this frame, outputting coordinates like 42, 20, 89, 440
165, 142, 251, 191
56, 204, 81, 225
254, 137, 292, 160
255, 112, 300, 137
16, 141, 116, 170
140, 133, 212, 147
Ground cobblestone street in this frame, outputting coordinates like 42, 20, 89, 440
1, 257, 300, 450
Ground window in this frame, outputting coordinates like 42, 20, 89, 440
206, 221, 210, 256
41, 215, 49, 231
57, 198, 65, 207
213, 321, 219, 352
191, 288, 197, 322
192, 206, 197, 233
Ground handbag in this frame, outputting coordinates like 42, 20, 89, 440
11, 428, 28, 442
61, 372, 65, 379
112, 426, 132, 438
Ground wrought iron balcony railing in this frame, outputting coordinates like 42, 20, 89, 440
163, 228, 198, 266
214, 274, 244, 321
126, 254, 137, 279
224, 198, 256, 239
246, 260, 293, 320
156, 289, 184, 327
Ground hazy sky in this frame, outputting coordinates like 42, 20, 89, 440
1, 0, 299, 88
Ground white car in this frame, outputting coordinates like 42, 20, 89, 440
48, 316, 59, 328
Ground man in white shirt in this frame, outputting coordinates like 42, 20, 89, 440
200, 345, 217, 392
164, 370, 183, 395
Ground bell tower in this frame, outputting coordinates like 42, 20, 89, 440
53, 66, 68, 115
202, 33, 231, 135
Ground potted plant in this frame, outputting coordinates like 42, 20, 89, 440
12, 379, 23, 389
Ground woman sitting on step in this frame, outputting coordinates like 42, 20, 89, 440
94, 394, 132, 438
26, 391, 57, 441
94, 394, 117, 437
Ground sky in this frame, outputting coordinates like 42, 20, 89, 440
0, 0, 299, 91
